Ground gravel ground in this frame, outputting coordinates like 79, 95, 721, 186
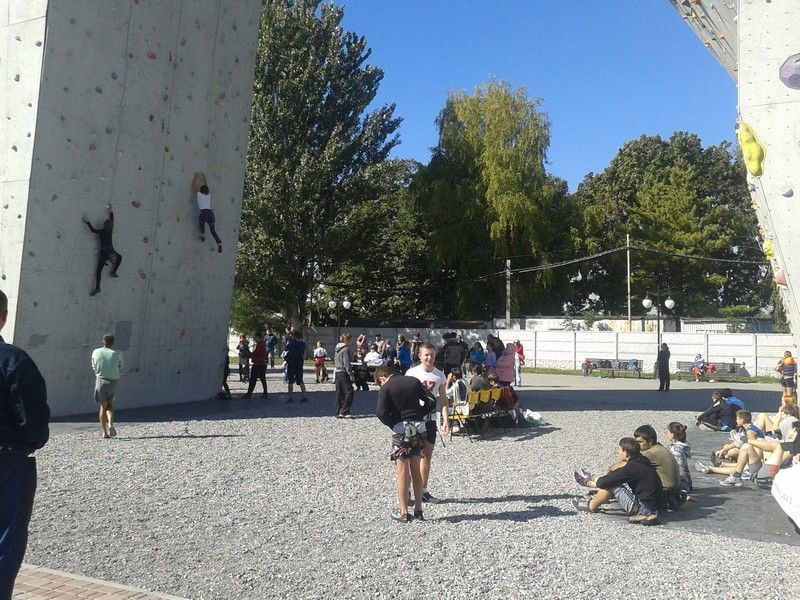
27, 374, 800, 599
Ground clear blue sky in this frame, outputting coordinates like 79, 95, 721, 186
339, 0, 737, 191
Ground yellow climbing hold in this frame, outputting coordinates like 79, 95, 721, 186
764, 238, 775, 261
736, 121, 765, 177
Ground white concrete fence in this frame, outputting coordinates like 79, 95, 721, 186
230, 328, 796, 378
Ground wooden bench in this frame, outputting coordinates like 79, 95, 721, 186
675, 361, 746, 380
584, 358, 643, 378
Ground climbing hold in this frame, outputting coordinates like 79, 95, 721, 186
95, 86, 103, 94
149, 114, 155, 122
11, 145, 17, 152
35, 41, 42, 47
27, 251, 35, 257
105, 127, 113, 134
179, 329, 186, 338
50, 195, 57, 202
764, 239, 775, 261
776, 272, 788, 287
779, 54, 800, 90
736, 121, 766, 177
131, 201, 141, 208
147, 51, 156, 60
14, 74, 20, 82
69, 18, 76, 25
143, 236, 149, 243
138, 271, 146, 279
782, 188, 794, 198
111, 72, 118, 80
89, 143, 96, 151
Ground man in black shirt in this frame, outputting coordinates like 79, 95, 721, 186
657, 343, 670, 392
85, 204, 122, 296
573, 437, 665, 525
375, 365, 432, 522
0, 289, 50, 595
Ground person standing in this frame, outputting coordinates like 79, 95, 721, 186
242, 332, 268, 398
776, 351, 797, 397
406, 342, 450, 503
513, 340, 525, 387
285, 330, 309, 403
333, 333, 355, 417
374, 365, 431, 522
657, 343, 671, 392
236, 334, 250, 382
0, 289, 50, 596
265, 329, 278, 369
313, 341, 329, 383
91, 334, 123, 438
410, 332, 422, 366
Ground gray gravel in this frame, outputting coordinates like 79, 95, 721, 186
26, 374, 800, 599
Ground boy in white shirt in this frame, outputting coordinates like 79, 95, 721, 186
197, 184, 222, 253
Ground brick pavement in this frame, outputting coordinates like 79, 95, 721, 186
13, 565, 186, 600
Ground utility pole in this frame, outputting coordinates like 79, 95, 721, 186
506, 259, 511, 327
626, 234, 632, 331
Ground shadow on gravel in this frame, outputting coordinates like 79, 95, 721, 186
437, 504, 572, 523
444, 493, 574, 505
115, 434, 245, 441
523, 387, 778, 414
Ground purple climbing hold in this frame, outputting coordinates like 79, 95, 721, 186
779, 53, 800, 90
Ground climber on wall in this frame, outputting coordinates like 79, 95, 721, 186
85, 204, 122, 297
196, 181, 223, 253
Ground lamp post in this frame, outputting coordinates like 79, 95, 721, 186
642, 292, 675, 347
328, 298, 352, 342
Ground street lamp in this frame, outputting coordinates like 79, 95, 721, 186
642, 292, 675, 347
328, 298, 352, 342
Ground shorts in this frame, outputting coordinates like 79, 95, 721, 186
199, 208, 216, 224
286, 364, 303, 385
781, 377, 796, 389
390, 421, 426, 461
425, 419, 438, 445
612, 484, 659, 517
94, 378, 118, 404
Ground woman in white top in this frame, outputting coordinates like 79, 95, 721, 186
197, 184, 223, 252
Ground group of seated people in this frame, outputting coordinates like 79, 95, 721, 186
572, 424, 692, 526
694, 390, 800, 488
581, 358, 640, 376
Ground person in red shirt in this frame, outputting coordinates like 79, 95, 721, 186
242, 332, 268, 398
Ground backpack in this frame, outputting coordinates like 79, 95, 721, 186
419, 390, 438, 415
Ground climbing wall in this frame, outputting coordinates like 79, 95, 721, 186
0, 1, 261, 416
671, 0, 800, 345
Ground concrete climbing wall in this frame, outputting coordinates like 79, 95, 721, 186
671, 0, 800, 347
0, 1, 261, 416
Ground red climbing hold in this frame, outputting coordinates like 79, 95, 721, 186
89, 143, 96, 151
131, 200, 141, 208
139, 271, 146, 279
776, 273, 788, 287
147, 51, 156, 60
143, 236, 149, 243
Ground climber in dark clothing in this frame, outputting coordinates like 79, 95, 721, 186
85, 204, 122, 296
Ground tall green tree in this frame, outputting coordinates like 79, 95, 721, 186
572, 132, 769, 316
414, 81, 575, 318
238, 0, 401, 326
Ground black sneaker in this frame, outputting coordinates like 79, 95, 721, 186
413, 510, 424, 521
422, 491, 441, 503
391, 510, 412, 523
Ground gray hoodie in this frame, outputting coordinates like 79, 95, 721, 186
334, 342, 352, 373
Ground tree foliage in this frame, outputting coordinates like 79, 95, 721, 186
413, 81, 575, 318
572, 132, 769, 316
237, 0, 401, 326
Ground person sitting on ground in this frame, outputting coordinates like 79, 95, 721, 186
469, 364, 489, 392
694, 421, 797, 487
364, 344, 384, 367
573, 437, 666, 526
692, 354, 706, 382
696, 390, 738, 431
721, 388, 745, 411
776, 351, 797, 397
666, 422, 692, 496
754, 396, 798, 437
633, 425, 683, 508
701, 409, 766, 471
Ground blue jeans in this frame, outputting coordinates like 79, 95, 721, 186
0, 454, 37, 598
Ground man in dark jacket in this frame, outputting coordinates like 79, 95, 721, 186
657, 343, 670, 392
333, 333, 354, 418
437, 332, 467, 373
0, 289, 50, 596
573, 437, 665, 525
695, 390, 738, 431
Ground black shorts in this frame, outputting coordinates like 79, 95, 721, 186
199, 208, 216, 224
287, 364, 303, 385
425, 419, 437, 445
781, 377, 796, 389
